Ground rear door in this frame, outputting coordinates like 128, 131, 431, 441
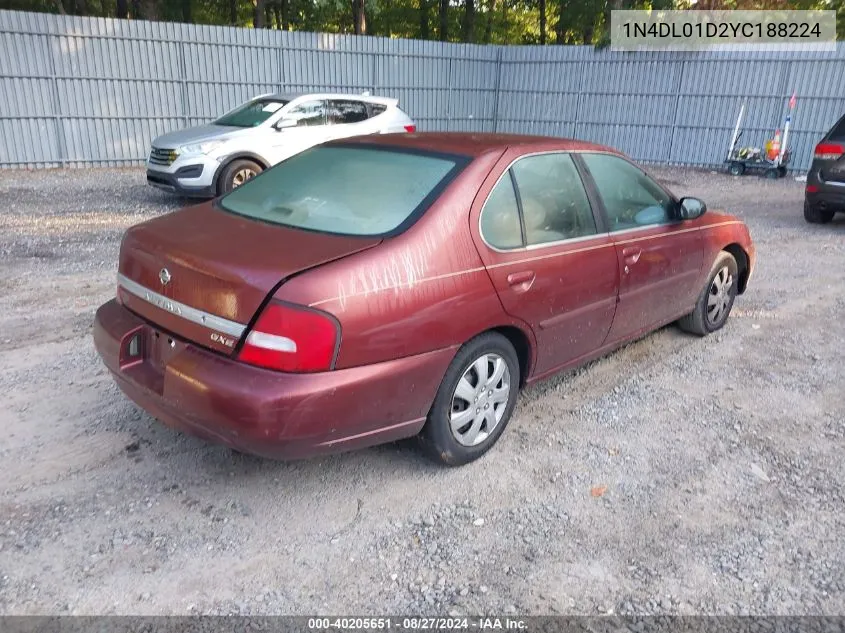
471, 150, 619, 378
577, 152, 703, 342
817, 115, 845, 185
325, 99, 375, 140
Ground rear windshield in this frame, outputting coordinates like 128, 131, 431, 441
216, 98, 289, 128
828, 114, 845, 140
218, 146, 467, 236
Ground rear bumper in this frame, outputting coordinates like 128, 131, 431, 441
806, 169, 845, 212
806, 187, 845, 212
93, 299, 456, 459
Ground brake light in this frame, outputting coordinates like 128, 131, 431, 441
814, 142, 844, 160
404, 124, 416, 133
806, 184, 819, 193
237, 301, 339, 373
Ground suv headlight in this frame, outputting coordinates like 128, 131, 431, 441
180, 140, 225, 156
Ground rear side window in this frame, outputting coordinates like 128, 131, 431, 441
328, 100, 369, 124
827, 114, 845, 140
219, 146, 466, 237
370, 104, 387, 117
511, 153, 596, 245
480, 175, 522, 250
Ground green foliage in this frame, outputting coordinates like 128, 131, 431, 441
4, 0, 842, 42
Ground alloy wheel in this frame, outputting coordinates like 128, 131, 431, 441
232, 168, 256, 188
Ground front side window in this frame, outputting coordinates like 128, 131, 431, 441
581, 153, 674, 231
328, 100, 369, 124
284, 100, 327, 127
511, 153, 597, 246
219, 146, 465, 236
215, 98, 289, 128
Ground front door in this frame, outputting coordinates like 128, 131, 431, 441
577, 153, 704, 342
266, 99, 330, 164
471, 150, 619, 378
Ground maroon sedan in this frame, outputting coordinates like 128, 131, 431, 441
94, 133, 755, 466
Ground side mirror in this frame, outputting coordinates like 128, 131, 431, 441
273, 118, 297, 131
678, 197, 707, 220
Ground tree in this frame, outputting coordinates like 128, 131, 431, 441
253, 0, 265, 27
419, 0, 430, 38
438, 0, 448, 40
538, 0, 546, 43
131, 0, 158, 20
482, 0, 495, 42
352, 0, 366, 34
462, 0, 476, 41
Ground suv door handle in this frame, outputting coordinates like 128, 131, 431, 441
622, 246, 642, 265
507, 271, 535, 292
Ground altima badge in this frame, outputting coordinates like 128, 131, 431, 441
159, 268, 171, 286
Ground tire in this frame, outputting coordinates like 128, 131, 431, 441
218, 159, 262, 195
777, 166, 788, 178
804, 200, 834, 224
418, 332, 520, 466
728, 161, 745, 176
763, 168, 779, 179
677, 251, 739, 336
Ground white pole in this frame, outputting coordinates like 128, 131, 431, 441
727, 101, 745, 161
778, 92, 796, 167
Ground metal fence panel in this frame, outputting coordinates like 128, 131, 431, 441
0, 9, 844, 171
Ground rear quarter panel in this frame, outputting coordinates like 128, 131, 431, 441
274, 149, 538, 370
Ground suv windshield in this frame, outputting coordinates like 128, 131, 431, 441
219, 146, 467, 236
215, 98, 289, 128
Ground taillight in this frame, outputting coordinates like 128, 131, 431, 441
404, 124, 416, 133
814, 142, 844, 161
237, 301, 339, 373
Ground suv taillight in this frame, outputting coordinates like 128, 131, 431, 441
404, 124, 416, 133
814, 142, 844, 161
237, 301, 339, 373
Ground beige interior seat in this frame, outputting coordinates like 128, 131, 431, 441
522, 196, 564, 244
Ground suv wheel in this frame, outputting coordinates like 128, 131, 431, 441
804, 200, 834, 224
218, 159, 263, 195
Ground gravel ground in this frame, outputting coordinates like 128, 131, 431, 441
0, 166, 844, 616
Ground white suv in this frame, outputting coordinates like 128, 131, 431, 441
146, 93, 417, 198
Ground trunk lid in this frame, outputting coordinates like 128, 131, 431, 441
117, 202, 380, 355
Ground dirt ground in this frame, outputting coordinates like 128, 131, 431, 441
1, 166, 844, 616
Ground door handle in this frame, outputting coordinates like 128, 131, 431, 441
622, 246, 642, 265
507, 271, 535, 292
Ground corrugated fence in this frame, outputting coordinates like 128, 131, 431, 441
1, 9, 844, 171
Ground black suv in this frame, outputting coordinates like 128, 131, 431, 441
805, 113, 845, 224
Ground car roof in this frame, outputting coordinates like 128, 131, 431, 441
334, 132, 622, 158
264, 92, 397, 105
